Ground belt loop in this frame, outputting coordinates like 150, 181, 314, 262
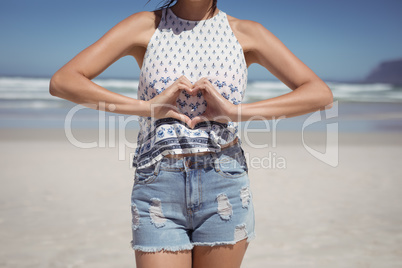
183, 157, 189, 167
239, 146, 249, 173
153, 159, 162, 176
183, 157, 192, 171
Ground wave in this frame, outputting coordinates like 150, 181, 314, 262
246, 80, 402, 103
1, 76, 401, 109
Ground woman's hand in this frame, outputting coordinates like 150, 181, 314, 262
190, 78, 237, 128
147, 76, 194, 127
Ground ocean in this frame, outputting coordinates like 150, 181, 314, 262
1, 76, 402, 132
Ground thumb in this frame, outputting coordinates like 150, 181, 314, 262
190, 114, 210, 129
172, 111, 192, 128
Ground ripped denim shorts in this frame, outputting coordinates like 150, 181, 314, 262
130, 142, 256, 252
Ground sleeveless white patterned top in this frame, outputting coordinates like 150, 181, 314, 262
132, 7, 248, 168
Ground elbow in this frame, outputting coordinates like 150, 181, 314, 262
322, 84, 334, 109
49, 71, 63, 97
49, 70, 74, 98
315, 82, 334, 110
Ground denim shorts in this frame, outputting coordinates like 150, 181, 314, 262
130, 142, 256, 252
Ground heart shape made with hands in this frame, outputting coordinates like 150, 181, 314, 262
148, 76, 236, 129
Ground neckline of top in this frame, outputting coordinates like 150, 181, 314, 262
166, 7, 223, 23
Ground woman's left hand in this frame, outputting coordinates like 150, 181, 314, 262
189, 78, 237, 128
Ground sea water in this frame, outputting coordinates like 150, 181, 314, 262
1, 76, 402, 131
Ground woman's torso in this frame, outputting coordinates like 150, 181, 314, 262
132, 7, 249, 169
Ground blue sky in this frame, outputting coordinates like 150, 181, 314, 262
0, 0, 401, 81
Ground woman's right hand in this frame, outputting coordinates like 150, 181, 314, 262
146, 76, 194, 127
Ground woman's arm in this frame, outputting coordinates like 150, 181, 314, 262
230, 19, 334, 122
49, 11, 159, 116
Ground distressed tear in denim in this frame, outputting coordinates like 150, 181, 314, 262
130, 141, 256, 252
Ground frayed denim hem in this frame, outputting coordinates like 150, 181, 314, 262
246, 232, 257, 243
131, 242, 194, 253
191, 232, 257, 247
131, 233, 256, 252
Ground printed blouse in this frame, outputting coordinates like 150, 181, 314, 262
132, 7, 248, 168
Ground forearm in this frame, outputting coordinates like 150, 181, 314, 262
232, 80, 333, 122
49, 71, 150, 116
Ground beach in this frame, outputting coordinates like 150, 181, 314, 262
2, 0, 402, 265
1, 101, 402, 268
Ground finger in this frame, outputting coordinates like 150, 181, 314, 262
171, 111, 192, 127
192, 85, 207, 98
190, 114, 210, 129
168, 84, 192, 100
179, 75, 193, 88
193, 77, 211, 87
193, 85, 217, 102
173, 77, 194, 96
175, 76, 193, 89
180, 76, 201, 96
193, 78, 219, 97
182, 85, 198, 96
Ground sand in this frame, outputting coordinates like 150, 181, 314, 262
0, 128, 402, 267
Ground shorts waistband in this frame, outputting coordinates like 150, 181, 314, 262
164, 137, 239, 159
158, 139, 247, 172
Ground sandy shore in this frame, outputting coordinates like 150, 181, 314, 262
1, 128, 402, 267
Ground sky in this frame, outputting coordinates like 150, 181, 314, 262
0, 0, 401, 81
